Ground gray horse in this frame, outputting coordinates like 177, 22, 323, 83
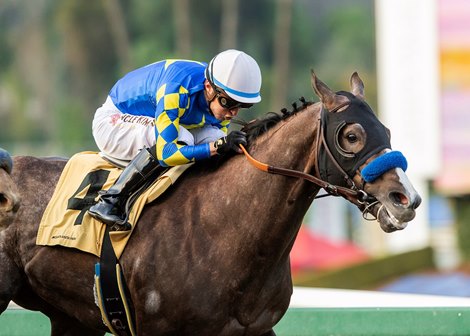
0, 72, 420, 335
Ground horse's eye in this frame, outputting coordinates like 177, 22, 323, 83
347, 133, 358, 143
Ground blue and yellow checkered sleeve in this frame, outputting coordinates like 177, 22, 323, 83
219, 120, 230, 134
154, 83, 211, 167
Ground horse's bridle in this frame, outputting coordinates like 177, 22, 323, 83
239, 101, 381, 220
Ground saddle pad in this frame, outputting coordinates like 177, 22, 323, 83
36, 151, 192, 258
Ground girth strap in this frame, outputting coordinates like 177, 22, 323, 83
95, 227, 136, 336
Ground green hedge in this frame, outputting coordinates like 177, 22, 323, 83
293, 247, 435, 289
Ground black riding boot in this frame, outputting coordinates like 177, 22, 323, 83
88, 146, 163, 229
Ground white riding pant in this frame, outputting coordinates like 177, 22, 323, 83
92, 96, 225, 161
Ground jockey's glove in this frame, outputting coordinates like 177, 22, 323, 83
214, 131, 247, 155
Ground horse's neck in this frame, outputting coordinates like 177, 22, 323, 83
252, 104, 321, 175
227, 105, 322, 252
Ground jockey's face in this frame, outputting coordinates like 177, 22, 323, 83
204, 80, 243, 121
212, 99, 241, 121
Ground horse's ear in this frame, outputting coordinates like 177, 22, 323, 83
311, 70, 335, 109
350, 72, 365, 100
311, 70, 348, 111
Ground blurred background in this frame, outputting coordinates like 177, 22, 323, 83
1, 0, 470, 295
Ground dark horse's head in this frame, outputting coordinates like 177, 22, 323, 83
0, 148, 20, 229
311, 71, 421, 232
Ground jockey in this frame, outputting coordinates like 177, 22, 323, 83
88, 49, 262, 229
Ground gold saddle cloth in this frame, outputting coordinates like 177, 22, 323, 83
36, 151, 191, 258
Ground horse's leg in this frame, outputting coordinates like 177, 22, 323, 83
12, 285, 105, 336
49, 312, 106, 336
13, 289, 106, 336
0, 261, 104, 336
0, 248, 23, 314
0, 246, 104, 336
260, 330, 277, 336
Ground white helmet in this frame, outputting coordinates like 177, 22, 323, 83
205, 49, 262, 104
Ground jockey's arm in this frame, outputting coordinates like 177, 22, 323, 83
154, 84, 215, 167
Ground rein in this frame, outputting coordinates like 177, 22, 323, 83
239, 144, 368, 201
239, 144, 381, 221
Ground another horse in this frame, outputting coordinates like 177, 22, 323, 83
0, 72, 420, 336
0, 148, 20, 229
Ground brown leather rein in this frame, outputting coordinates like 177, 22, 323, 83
239, 144, 366, 201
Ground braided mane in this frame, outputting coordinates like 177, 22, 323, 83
239, 97, 315, 144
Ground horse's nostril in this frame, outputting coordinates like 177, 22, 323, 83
390, 192, 409, 206
412, 195, 422, 209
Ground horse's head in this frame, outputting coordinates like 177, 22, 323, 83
0, 148, 20, 229
311, 71, 421, 233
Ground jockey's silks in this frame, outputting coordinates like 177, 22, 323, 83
109, 60, 229, 167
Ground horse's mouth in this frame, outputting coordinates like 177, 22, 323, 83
368, 202, 410, 233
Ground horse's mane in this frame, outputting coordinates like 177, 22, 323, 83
238, 97, 315, 144
192, 97, 316, 172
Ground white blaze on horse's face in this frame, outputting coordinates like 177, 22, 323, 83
358, 151, 422, 233
374, 167, 421, 232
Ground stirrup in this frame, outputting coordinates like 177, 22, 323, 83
110, 221, 132, 232
107, 188, 143, 232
